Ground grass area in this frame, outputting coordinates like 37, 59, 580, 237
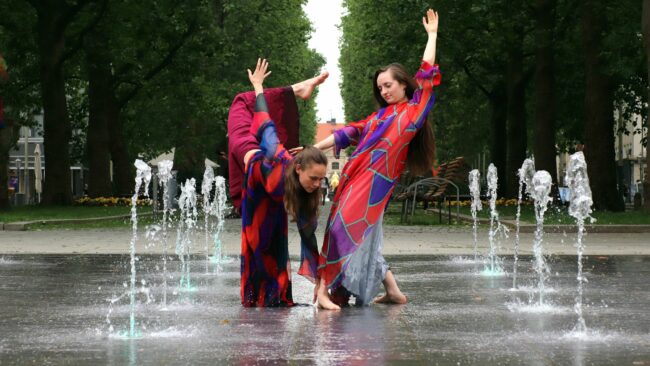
384, 202, 464, 226
0, 205, 139, 222
25, 214, 160, 230
3, 201, 648, 230
453, 204, 650, 225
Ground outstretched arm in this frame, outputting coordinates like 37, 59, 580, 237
244, 59, 291, 201
403, 10, 442, 131
421, 9, 438, 65
244, 59, 275, 166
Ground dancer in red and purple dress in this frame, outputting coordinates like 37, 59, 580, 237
227, 66, 328, 216
239, 59, 328, 307
314, 9, 441, 309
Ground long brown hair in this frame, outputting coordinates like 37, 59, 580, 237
373, 63, 436, 176
284, 146, 328, 222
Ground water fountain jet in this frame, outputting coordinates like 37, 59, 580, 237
513, 158, 535, 288
468, 169, 482, 270
565, 151, 594, 333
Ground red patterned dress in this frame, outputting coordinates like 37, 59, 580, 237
318, 61, 441, 304
240, 101, 319, 307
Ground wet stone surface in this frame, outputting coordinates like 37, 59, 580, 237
1, 254, 650, 365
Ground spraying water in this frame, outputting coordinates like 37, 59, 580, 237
483, 164, 507, 275
128, 159, 151, 338
210, 176, 229, 270
176, 178, 198, 292
530, 170, 553, 305
156, 160, 173, 309
201, 166, 215, 273
565, 151, 593, 333
513, 159, 535, 288
468, 169, 482, 268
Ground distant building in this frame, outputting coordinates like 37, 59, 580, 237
556, 110, 647, 203
613, 111, 646, 201
315, 119, 348, 180
9, 115, 85, 205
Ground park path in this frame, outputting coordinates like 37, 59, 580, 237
1, 219, 648, 255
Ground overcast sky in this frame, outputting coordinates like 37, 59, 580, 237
303, 0, 345, 124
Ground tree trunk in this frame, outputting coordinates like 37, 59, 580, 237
108, 103, 133, 197
0, 118, 20, 210
174, 118, 209, 188
642, 0, 650, 211
37, 6, 72, 205
534, 0, 558, 186
86, 34, 113, 197
581, 0, 624, 211
505, 24, 527, 198
489, 83, 508, 198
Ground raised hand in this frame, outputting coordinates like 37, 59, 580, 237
247, 58, 272, 93
422, 9, 438, 35
421, 9, 438, 64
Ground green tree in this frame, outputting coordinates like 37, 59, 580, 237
83, 0, 198, 196
644, 0, 650, 211
26, 0, 105, 205
126, 0, 323, 185
0, 1, 43, 209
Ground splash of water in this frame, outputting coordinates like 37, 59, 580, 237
156, 160, 173, 309
210, 176, 230, 270
531, 170, 552, 305
201, 166, 215, 273
176, 178, 198, 292
565, 151, 593, 333
483, 164, 507, 276
127, 159, 151, 338
513, 158, 535, 289
468, 169, 482, 268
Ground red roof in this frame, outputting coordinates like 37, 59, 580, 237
315, 122, 346, 144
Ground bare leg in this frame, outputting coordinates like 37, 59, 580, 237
316, 277, 340, 310
291, 72, 329, 100
374, 270, 408, 304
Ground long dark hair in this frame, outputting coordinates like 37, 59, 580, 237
373, 63, 436, 176
284, 146, 328, 222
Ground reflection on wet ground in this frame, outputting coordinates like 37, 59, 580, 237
1, 254, 649, 365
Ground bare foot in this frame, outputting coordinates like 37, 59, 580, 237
317, 292, 341, 310
292, 71, 329, 100
374, 291, 408, 304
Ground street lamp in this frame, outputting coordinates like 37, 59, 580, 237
23, 126, 30, 204
15, 158, 21, 193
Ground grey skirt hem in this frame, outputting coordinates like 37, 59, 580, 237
341, 215, 389, 306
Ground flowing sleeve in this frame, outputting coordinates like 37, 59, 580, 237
406, 61, 441, 130
246, 94, 292, 202
332, 112, 376, 158
296, 214, 319, 283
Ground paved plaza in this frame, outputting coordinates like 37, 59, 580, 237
1, 217, 649, 256
1, 210, 650, 365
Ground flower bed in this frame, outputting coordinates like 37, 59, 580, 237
75, 196, 152, 207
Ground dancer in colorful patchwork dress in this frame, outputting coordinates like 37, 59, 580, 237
227, 65, 328, 216
313, 9, 441, 309
239, 59, 328, 307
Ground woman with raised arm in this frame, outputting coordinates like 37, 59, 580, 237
227, 65, 328, 217
313, 9, 441, 309
239, 59, 328, 307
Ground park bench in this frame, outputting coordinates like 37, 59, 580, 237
395, 157, 471, 223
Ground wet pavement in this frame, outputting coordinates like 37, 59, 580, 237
1, 254, 649, 365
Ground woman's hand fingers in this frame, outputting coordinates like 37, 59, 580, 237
422, 9, 438, 33
249, 58, 271, 84
288, 146, 304, 156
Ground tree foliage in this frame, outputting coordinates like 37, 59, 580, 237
338, 0, 646, 208
0, 0, 323, 203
